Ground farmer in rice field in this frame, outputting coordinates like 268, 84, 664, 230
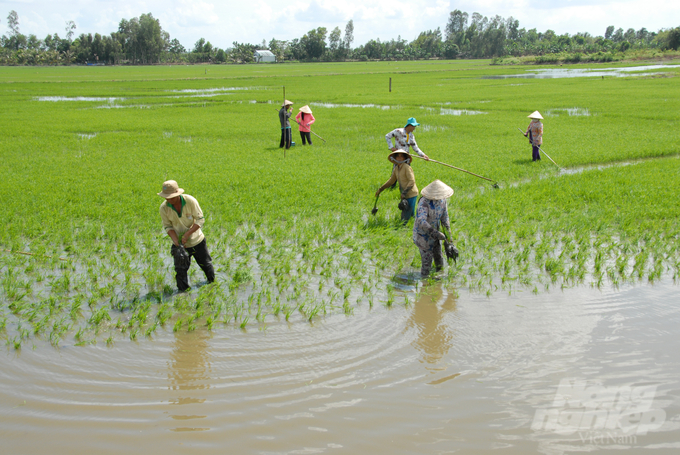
375, 151, 419, 223
279, 99, 294, 149
295, 105, 316, 145
413, 180, 453, 278
158, 180, 215, 292
385, 117, 430, 160
524, 111, 543, 162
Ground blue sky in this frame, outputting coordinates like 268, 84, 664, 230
1, 0, 678, 49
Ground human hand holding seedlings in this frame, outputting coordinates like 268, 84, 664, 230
168, 230, 181, 247
181, 224, 200, 245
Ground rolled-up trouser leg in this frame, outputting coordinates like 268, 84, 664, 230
186, 238, 215, 284
172, 246, 191, 292
419, 246, 434, 278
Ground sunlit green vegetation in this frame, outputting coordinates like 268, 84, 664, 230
1, 60, 679, 348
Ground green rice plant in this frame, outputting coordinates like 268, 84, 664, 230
173, 318, 183, 332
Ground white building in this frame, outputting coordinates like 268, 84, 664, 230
254, 50, 276, 63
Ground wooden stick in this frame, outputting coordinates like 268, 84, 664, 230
3, 249, 68, 261
517, 127, 564, 170
409, 154, 498, 184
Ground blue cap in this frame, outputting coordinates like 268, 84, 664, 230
405, 117, 420, 128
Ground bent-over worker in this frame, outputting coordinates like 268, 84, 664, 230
413, 180, 453, 278
375, 151, 419, 223
524, 111, 543, 162
385, 117, 429, 160
158, 180, 215, 292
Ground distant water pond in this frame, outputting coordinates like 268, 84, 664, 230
483, 64, 680, 79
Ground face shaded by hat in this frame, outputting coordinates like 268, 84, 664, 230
157, 180, 184, 199
282, 99, 294, 107
421, 180, 454, 200
388, 150, 411, 165
528, 111, 543, 120
299, 105, 312, 114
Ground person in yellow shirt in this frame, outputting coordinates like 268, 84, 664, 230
158, 180, 215, 292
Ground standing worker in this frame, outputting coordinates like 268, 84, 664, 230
295, 105, 316, 146
158, 180, 215, 292
524, 111, 543, 162
279, 100, 294, 149
375, 151, 419, 223
385, 117, 430, 160
413, 180, 453, 278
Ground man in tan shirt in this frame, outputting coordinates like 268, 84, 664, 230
158, 180, 215, 292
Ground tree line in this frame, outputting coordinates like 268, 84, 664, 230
1, 9, 679, 65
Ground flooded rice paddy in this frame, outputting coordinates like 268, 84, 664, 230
2, 280, 679, 454
483, 64, 680, 79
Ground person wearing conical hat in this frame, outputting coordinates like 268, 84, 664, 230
295, 105, 316, 146
375, 150, 419, 223
524, 111, 543, 162
158, 180, 215, 292
413, 180, 453, 278
385, 117, 430, 160
279, 99, 294, 149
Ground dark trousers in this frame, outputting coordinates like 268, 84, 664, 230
532, 145, 541, 161
300, 131, 312, 145
280, 128, 292, 149
172, 238, 215, 292
419, 243, 444, 278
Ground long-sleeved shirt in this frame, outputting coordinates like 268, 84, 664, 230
385, 128, 425, 156
413, 198, 450, 250
378, 162, 419, 199
526, 120, 543, 146
279, 107, 292, 128
159, 194, 205, 248
295, 112, 316, 132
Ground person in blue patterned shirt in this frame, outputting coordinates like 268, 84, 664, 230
413, 180, 453, 278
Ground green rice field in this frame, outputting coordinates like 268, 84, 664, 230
1, 60, 679, 348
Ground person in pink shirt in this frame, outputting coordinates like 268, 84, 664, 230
295, 105, 316, 145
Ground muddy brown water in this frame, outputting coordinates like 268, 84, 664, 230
2, 280, 679, 454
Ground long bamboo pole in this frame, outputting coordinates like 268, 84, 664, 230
517, 128, 564, 170
409, 154, 499, 188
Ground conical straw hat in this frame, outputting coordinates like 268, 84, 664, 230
282, 99, 294, 107
421, 180, 454, 200
299, 105, 312, 114
528, 110, 543, 119
388, 150, 411, 164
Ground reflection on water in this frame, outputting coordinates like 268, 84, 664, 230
310, 102, 398, 110
440, 108, 486, 116
168, 330, 212, 410
482, 64, 680, 79
545, 107, 590, 117
1, 280, 679, 454
406, 287, 456, 366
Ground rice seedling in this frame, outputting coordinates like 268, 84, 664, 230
1, 61, 678, 344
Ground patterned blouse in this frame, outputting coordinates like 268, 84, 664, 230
385, 128, 425, 156
412, 198, 450, 250
526, 120, 543, 146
